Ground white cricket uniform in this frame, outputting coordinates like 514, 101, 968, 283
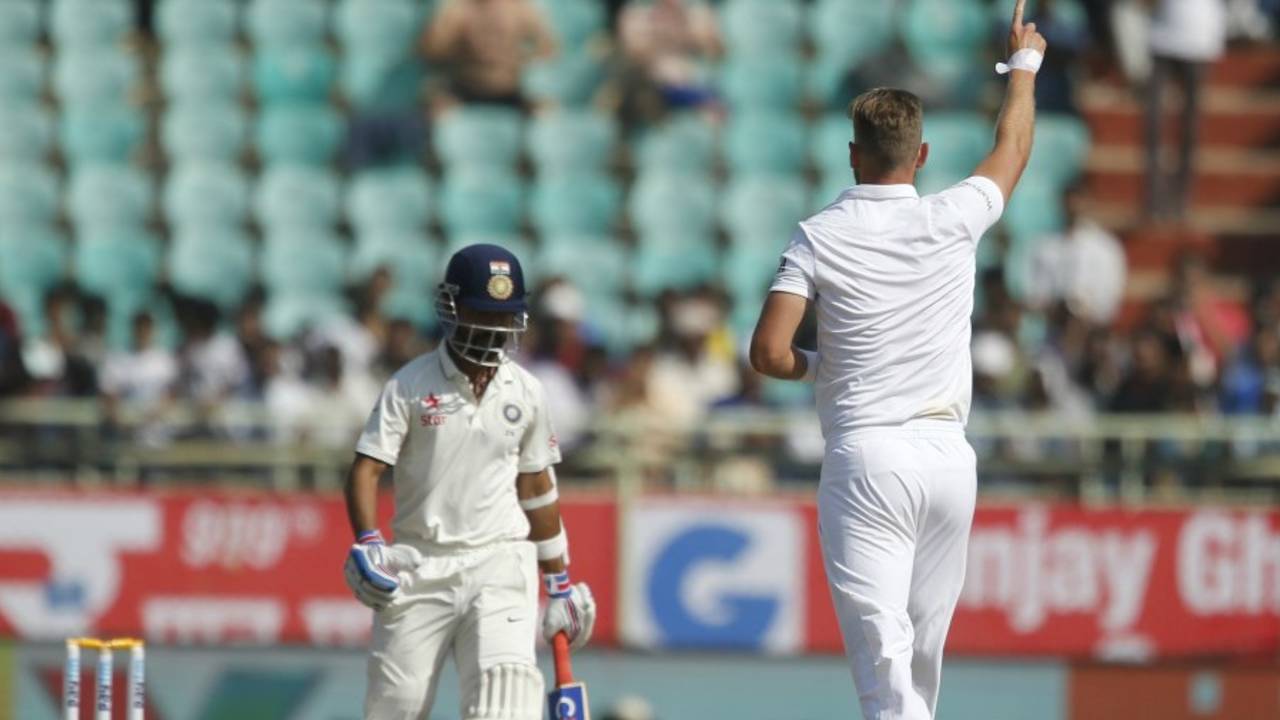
771, 179, 1004, 720
355, 347, 561, 720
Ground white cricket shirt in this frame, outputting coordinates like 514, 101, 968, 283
770, 178, 1004, 444
355, 348, 561, 549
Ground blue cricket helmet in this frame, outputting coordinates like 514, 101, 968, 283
436, 244, 529, 366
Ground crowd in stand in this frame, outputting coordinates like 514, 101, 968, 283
0, 0, 1277, 469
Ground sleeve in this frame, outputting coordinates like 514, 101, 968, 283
518, 379, 563, 473
354, 375, 410, 466
768, 226, 817, 300
933, 176, 1006, 242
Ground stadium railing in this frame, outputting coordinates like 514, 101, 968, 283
1, 398, 1278, 502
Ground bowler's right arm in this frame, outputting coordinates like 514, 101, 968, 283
974, 0, 1048, 202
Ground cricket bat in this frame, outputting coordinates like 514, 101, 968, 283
547, 632, 589, 720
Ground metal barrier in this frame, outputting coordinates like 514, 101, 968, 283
1, 398, 1278, 500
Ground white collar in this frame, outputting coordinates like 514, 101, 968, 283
841, 184, 920, 201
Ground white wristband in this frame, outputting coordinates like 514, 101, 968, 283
996, 48, 1043, 75
535, 526, 568, 562
798, 349, 819, 382
519, 485, 558, 511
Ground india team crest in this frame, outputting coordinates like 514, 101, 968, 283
487, 275, 514, 300
502, 403, 523, 424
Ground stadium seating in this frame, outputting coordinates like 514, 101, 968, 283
253, 45, 337, 104
723, 112, 807, 175
51, 0, 133, 48
60, 104, 145, 165
246, 0, 328, 49
168, 228, 255, 309
636, 115, 719, 174
160, 47, 246, 103
720, 0, 804, 57
0, 165, 59, 226
254, 166, 341, 232
162, 102, 248, 164
53, 50, 139, 106
0, 0, 42, 47
67, 165, 154, 230
720, 176, 807, 247
336, 0, 419, 59
1002, 176, 1067, 246
901, 0, 988, 79
260, 231, 347, 297
0, 50, 44, 103
536, 237, 630, 301
530, 173, 621, 236
523, 51, 605, 107
810, 114, 852, 175
0, 225, 68, 311
527, 111, 616, 173
254, 104, 342, 165
535, 0, 605, 48
631, 237, 719, 296
434, 107, 524, 170
628, 171, 717, 238
263, 292, 349, 340
156, 0, 239, 48
438, 169, 525, 236
0, 106, 53, 163
1026, 114, 1091, 187
346, 167, 434, 235
73, 228, 162, 309
164, 164, 251, 231
809, 0, 897, 73
350, 234, 439, 288
720, 57, 804, 110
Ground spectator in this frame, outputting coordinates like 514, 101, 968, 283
1024, 181, 1128, 326
0, 302, 29, 395
421, 0, 558, 112
1145, 0, 1227, 221
1030, 0, 1092, 114
177, 300, 250, 406
304, 345, 379, 449
1167, 254, 1251, 390
260, 340, 314, 444
20, 285, 96, 397
647, 291, 739, 429
1110, 329, 1195, 412
1220, 326, 1280, 414
616, 0, 722, 123
99, 312, 178, 447
525, 280, 592, 451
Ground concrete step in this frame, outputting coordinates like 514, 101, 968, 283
1087, 200, 1280, 238
1209, 47, 1280, 88
1080, 85, 1280, 149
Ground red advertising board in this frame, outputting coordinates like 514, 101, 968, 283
0, 489, 618, 647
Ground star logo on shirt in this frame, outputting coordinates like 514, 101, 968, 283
422, 393, 441, 410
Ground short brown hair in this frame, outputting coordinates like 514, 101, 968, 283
848, 88, 924, 170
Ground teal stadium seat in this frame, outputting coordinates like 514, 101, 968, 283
916, 112, 992, 194
254, 166, 341, 231
438, 170, 525, 236
264, 293, 350, 340
157, 0, 238, 47
336, 0, 421, 106
253, 45, 336, 104
631, 235, 719, 295
67, 165, 154, 230
164, 164, 250, 230
901, 0, 988, 81
527, 111, 616, 173
586, 297, 659, 353
160, 47, 245, 103
255, 104, 341, 165
260, 231, 347, 296
536, 238, 629, 300
636, 114, 718, 174
0, 225, 68, 309
0, 51, 44, 103
530, 173, 620, 236
724, 112, 806, 175
812, 169, 852, 210
720, 0, 803, 57
1002, 176, 1066, 246
162, 102, 248, 163
720, 175, 807, 246
350, 233, 439, 288
247, 0, 328, 48
53, 50, 139, 105
169, 228, 254, 309
720, 57, 803, 110
0, 106, 53, 162
522, 51, 605, 107
434, 107, 524, 170
534, 0, 605, 47
51, 0, 133, 48
0, 165, 59, 226
73, 228, 161, 308
809, 0, 897, 72
628, 171, 717, 237
0, 1, 41, 47
810, 114, 852, 175
1026, 114, 1091, 187
722, 247, 781, 304
347, 167, 433, 235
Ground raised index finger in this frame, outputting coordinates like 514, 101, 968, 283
1012, 0, 1026, 28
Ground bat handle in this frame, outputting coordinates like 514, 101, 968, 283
552, 632, 574, 687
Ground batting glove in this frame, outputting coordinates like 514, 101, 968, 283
541, 573, 596, 650
343, 530, 422, 611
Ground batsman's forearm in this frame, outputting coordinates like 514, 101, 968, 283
526, 504, 568, 574
344, 458, 384, 539
993, 72, 1037, 169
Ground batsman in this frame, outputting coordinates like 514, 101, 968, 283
343, 243, 596, 720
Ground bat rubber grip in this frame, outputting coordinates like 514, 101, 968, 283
553, 632, 574, 687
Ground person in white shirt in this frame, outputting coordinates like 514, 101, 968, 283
749, 4, 1045, 718
99, 312, 178, 447
343, 244, 596, 720
1024, 181, 1128, 325
1145, 0, 1227, 220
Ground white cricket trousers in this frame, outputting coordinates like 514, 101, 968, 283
365, 540, 539, 720
818, 422, 976, 720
